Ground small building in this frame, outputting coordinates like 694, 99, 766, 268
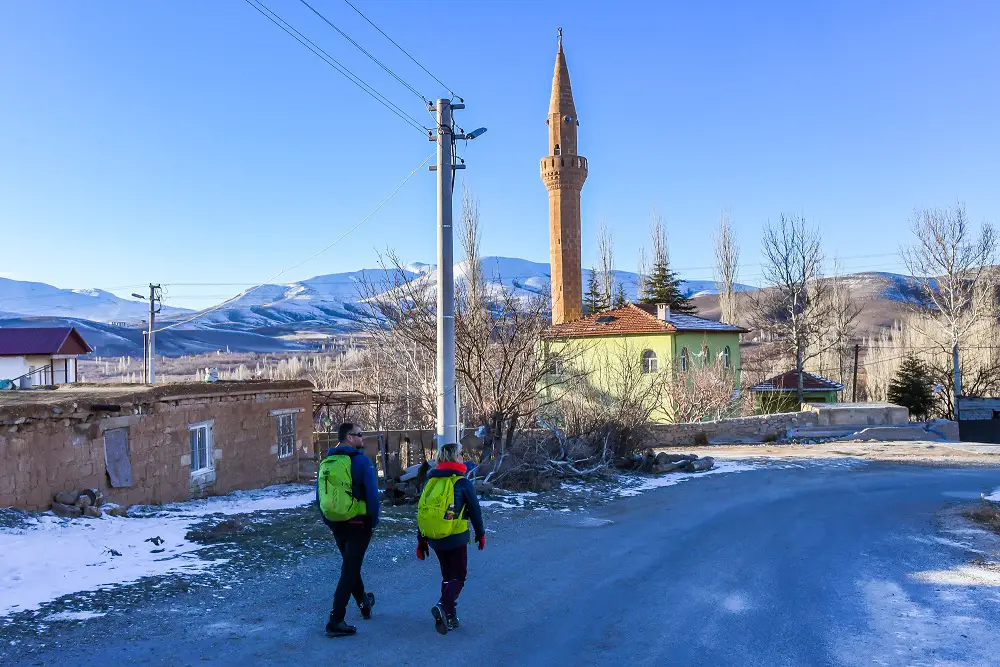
0, 380, 314, 510
752, 370, 843, 413
541, 303, 747, 423
0, 327, 92, 388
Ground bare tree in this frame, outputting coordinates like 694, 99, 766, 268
666, 356, 738, 423
597, 221, 615, 309
751, 214, 860, 405
713, 209, 740, 326
900, 204, 997, 412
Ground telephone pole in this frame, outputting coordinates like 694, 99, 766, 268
851, 344, 860, 402
430, 98, 485, 449
147, 284, 162, 385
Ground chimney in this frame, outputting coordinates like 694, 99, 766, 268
656, 303, 670, 322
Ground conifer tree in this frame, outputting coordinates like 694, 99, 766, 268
613, 282, 628, 309
887, 354, 935, 421
584, 268, 604, 314
637, 213, 697, 315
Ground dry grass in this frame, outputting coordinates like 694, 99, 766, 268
965, 502, 1000, 536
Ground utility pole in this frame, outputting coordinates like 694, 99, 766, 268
851, 344, 860, 403
429, 98, 486, 450
147, 284, 162, 385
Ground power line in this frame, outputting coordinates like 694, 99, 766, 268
342, 0, 457, 99
244, 0, 429, 135
151, 151, 435, 334
297, 0, 428, 103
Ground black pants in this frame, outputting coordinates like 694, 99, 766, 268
434, 545, 468, 616
331, 522, 372, 622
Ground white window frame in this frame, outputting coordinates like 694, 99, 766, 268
189, 421, 215, 477
641, 350, 658, 374
276, 413, 296, 459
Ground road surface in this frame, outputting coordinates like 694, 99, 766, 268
6, 461, 1000, 666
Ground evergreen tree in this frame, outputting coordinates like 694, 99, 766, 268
584, 268, 605, 314
640, 256, 697, 315
613, 282, 628, 309
887, 354, 935, 420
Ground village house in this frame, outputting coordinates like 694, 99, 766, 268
541, 303, 747, 423
0, 380, 314, 511
751, 370, 843, 414
0, 327, 91, 389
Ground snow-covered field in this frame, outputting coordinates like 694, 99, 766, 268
0, 485, 314, 618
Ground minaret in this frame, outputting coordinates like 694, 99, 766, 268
541, 28, 588, 325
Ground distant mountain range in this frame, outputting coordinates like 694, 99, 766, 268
0, 257, 920, 357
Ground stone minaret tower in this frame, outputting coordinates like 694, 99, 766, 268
541, 28, 588, 325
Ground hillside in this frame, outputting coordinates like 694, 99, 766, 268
0, 260, 923, 357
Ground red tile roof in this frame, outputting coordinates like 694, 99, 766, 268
0, 327, 92, 356
542, 303, 747, 338
752, 370, 843, 392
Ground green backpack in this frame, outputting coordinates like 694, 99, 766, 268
318, 454, 367, 522
417, 475, 469, 540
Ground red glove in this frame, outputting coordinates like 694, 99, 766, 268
416, 540, 429, 561
476, 535, 486, 551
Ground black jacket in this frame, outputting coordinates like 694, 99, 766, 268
418, 463, 485, 551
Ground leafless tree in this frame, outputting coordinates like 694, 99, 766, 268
596, 220, 615, 308
750, 214, 861, 404
666, 356, 739, 423
713, 209, 741, 326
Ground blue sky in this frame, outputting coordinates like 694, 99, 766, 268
1, 0, 998, 309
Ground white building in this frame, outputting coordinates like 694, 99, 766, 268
0, 327, 92, 388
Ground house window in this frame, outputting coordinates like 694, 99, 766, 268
680, 347, 689, 372
277, 414, 296, 459
189, 422, 214, 475
641, 350, 658, 374
723, 346, 731, 369
702, 344, 710, 364
550, 357, 564, 375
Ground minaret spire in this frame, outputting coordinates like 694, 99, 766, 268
541, 30, 588, 325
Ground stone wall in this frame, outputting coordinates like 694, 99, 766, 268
647, 411, 820, 448
0, 381, 313, 510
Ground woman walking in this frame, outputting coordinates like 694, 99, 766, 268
416, 443, 486, 634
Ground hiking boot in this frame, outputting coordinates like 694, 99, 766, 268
445, 611, 460, 631
325, 614, 357, 638
431, 604, 449, 635
359, 592, 375, 620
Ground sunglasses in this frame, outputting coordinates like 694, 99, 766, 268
349, 431, 365, 439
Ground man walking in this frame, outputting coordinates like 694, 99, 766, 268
317, 422, 380, 637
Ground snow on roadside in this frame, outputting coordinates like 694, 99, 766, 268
615, 461, 762, 497
0, 484, 314, 618
986, 487, 1000, 503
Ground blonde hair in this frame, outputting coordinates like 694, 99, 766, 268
437, 443, 462, 463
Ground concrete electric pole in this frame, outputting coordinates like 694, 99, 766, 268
147, 284, 162, 385
430, 98, 485, 449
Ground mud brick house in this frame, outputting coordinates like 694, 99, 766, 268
0, 380, 313, 510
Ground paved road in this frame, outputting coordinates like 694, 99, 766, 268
7, 462, 1000, 666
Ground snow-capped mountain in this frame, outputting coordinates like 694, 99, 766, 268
0, 277, 190, 323
0, 259, 929, 357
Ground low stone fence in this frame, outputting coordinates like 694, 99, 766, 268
647, 411, 819, 447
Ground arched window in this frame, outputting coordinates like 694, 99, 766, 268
554, 143, 561, 155
723, 346, 731, 369
702, 344, 710, 364
679, 347, 689, 372
641, 350, 658, 374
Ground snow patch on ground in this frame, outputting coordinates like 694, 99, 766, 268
0, 484, 314, 618
721, 592, 750, 614
44, 610, 107, 622
985, 487, 1000, 503
910, 566, 1000, 587
615, 461, 761, 497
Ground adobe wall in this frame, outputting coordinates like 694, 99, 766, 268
0, 382, 313, 510
647, 411, 820, 448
